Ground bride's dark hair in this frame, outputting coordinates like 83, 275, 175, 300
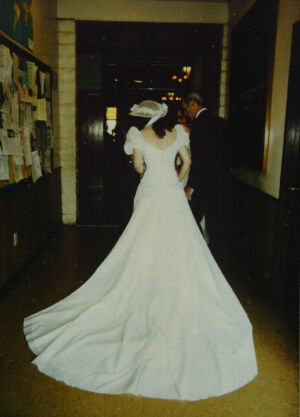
127, 115, 149, 131
127, 102, 178, 138
152, 103, 178, 138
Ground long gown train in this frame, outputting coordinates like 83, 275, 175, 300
23, 124, 258, 401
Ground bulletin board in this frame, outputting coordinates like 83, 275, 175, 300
0, 34, 53, 189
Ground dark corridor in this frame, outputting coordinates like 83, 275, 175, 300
76, 22, 223, 225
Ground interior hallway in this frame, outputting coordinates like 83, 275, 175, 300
0, 226, 298, 417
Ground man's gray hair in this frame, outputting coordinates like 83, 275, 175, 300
183, 91, 205, 106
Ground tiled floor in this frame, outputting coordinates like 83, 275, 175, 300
0, 226, 298, 417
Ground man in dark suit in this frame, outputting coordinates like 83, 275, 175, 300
182, 91, 233, 263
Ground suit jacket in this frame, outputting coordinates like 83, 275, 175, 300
187, 110, 231, 213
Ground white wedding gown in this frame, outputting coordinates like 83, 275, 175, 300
23, 124, 258, 401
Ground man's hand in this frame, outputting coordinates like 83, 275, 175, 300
185, 187, 194, 201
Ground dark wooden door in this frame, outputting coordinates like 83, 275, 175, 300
76, 22, 223, 226
273, 21, 300, 327
77, 91, 104, 225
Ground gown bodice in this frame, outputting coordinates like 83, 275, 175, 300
124, 124, 190, 189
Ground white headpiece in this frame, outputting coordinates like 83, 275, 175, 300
129, 100, 168, 127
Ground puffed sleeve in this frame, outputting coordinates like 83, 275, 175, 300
124, 126, 145, 155
176, 124, 190, 149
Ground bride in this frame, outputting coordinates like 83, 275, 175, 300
23, 100, 258, 401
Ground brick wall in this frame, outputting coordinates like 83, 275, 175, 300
58, 19, 76, 224
219, 24, 229, 119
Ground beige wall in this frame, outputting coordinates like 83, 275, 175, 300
58, 0, 228, 23
229, 0, 300, 198
32, 0, 58, 70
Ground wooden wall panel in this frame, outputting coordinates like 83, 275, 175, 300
231, 178, 279, 293
0, 168, 62, 288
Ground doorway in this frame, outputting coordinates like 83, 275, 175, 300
76, 22, 223, 225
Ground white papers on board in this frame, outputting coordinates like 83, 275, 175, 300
0, 154, 9, 180
31, 150, 42, 182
